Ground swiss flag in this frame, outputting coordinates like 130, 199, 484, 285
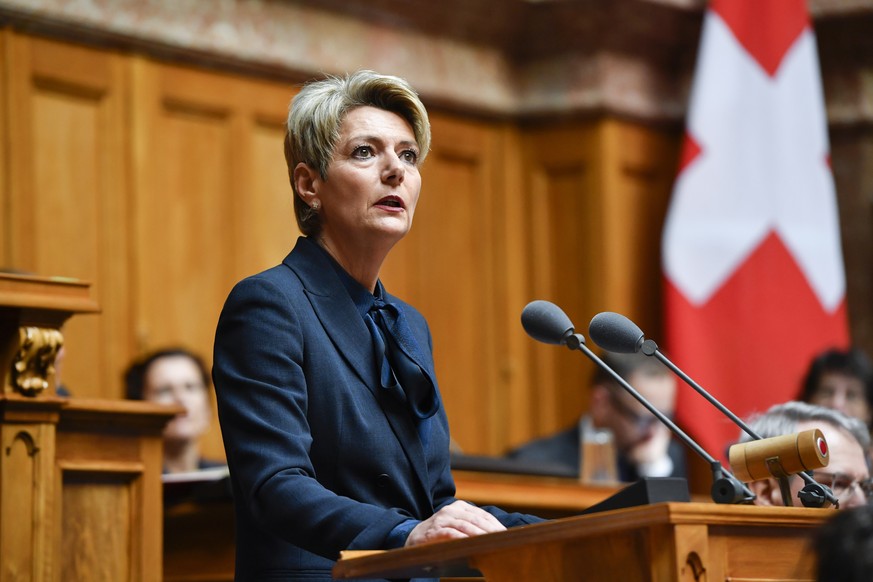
662, 0, 849, 461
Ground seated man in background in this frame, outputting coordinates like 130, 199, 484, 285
738, 401, 871, 509
125, 347, 224, 474
507, 352, 686, 482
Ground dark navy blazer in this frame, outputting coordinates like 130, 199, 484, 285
213, 237, 541, 581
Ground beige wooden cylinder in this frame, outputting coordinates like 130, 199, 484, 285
729, 428, 828, 482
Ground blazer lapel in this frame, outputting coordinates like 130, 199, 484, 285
284, 238, 375, 391
283, 238, 432, 501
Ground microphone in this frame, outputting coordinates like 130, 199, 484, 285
587, 311, 646, 354
587, 311, 839, 508
521, 300, 754, 504
729, 428, 829, 483
520, 300, 576, 346
588, 311, 765, 441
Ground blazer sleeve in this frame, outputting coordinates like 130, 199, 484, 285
213, 275, 413, 559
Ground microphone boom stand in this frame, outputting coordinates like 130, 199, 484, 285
638, 338, 838, 509
562, 332, 755, 504
589, 308, 838, 509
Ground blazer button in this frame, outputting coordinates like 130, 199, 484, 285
376, 474, 391, 488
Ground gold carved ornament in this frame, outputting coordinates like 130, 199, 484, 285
10, 326, 64, 396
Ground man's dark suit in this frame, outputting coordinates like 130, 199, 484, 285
507, 419, 687, 483
213, 237, 540, 581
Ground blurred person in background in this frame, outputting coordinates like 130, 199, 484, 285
814, 503, 873, 582
125, 347, 223, 474
507, 352, 686, 483
798, 347, 873, 441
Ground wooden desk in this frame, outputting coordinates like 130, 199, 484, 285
453, 469, 618, 518
334, 502, 829, 581
0, 395, 175, 581
164, 499, 235, 582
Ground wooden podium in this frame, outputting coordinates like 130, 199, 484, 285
0, 273, 176, 581
334, 502, 828, 581
160, 470, 618, 581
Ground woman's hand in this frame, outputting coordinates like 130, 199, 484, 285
405, 500, 506, 547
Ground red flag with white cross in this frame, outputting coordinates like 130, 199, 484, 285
662, 0, 849, 461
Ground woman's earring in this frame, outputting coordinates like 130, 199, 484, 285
311, 200, 320, 211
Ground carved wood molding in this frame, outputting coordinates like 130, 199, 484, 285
10, 326, 63, 396
3, 0, 870, 124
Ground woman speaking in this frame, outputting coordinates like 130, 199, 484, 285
213, 70, 542, 581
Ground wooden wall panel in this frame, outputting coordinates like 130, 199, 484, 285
513, 120, 681, 446
0, 29, 685, 460
131, 60, 237, 356
239, 118, 300, 275
3, 32, 131, 399
130, 59, 295, 460
600, 120, 680, 342
521, 122, 603, 441
831, 127, 873, 357
382, 113, 504, 454
491, 126, 537, 449
0, 31, 7, 265
0, 423, 57, 581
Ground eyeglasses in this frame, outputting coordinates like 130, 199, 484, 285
811, 471, 873, 502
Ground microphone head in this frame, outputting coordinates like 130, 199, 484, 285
521, 300, 575, 345
588, 312, 645, 353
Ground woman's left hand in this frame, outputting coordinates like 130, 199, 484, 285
404, 500, 506, 547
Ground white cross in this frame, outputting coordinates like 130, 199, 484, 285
662, 12, 845, 311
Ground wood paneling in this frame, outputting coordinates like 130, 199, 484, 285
130, 58, 296, 460
0, 29, 685, 460
130, 59, 238, 356
1, 396, 170, 582
56, 398, 172, 582
600, 119, 680, 342
491, 125, 537, 449
831, 127, 873, 357
0, 422, 57, 581
0, 35, 297, 461
0, 31, 7, 264
515, 120, 681, 447
61, 479, 133, 580
521, 121, 603, 441
3, 32, 132, 399
382, 113, 505, 454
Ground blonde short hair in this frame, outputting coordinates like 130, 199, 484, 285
284, 70, 431, 237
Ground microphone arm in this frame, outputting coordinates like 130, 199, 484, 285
562, 333, 754, 504
589, 311, 839, 508
521, 301, 753, 504
640, 339, 762, 440
646, 342, 836, 506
